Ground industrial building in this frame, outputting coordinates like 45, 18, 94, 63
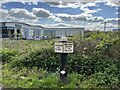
0, 22, 84, 39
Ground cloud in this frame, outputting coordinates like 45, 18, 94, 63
95, 0, 119, 6
115, 12, 118, 15
88, 16, 104, 22
82, 2, 97, 7
48, 0, 119, 9
0, 0, 119, 6
0, 0, 118, 30
55, 12, 93, 22
0, 0, 96, 6
46, 2, 59, 5
105, 1, 116, 7
26, 2, 38, 5
85, 17, 119, 31
50, 2, 80, 9
80, 3, 101, 14
95, 0, 107, 3
107, 0, 120, 6
0, 9, 9, 19
49, 1, 99, 9
73, 13, 92, 21
43, 22, 80, 28
106, 18, 118, 23
55, 12, 100, 22
48, 15, 63, 22
55, 13, 73, 21
82, 8, 101, 14
9, 8, 36, 19
44, 0, 96, 3
32, 8, 52, 18
106, 22, 118, 29
0, 8, 39, 24
50, 23, 72, 27
17, 18, 39, 24
0, 0, 42, 5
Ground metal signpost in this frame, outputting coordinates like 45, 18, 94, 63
54, 36, 73, 83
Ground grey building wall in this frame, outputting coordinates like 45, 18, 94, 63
33, 29, 41, 37
0, 22, 85, 39
44, 28, 84, 37
23, 28, 29, 38
43, 28, 56, 37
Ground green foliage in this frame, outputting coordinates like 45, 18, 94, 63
2, 65, 48, 88
80, 72, 119, 88
68, 54, 119, 77
37, 73, 61, 88
1, 31, 120, 88
8, 48, 119, 82
2, 65, 119, 88
2, 39, 53, 54
9, 48, 59, 72
0, 49, 18, 63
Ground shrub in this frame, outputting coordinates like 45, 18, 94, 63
0, 49, 18, 63
68, 54, 119, 77
9, 48, 119, 80
10, 48, 59, 72
80, 72, 119, 88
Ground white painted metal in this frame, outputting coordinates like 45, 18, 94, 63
55, 42, 63, 53
63, 42, 73, 53
60, 36, 67, 42
54, 42, 73, 53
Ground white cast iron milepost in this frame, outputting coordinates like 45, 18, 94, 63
54, 36, 74, 83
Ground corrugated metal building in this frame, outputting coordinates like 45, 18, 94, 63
0, 22, 84, 39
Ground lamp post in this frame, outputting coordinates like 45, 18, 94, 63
54, 36, 73, 83
104, 20, 107, 32
101, 20, 107, 32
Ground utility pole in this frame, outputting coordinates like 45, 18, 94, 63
104, 20, 107, 32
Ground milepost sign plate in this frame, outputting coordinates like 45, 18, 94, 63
54, 42, 73, 53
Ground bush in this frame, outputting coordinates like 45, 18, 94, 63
80, 72, 119, 88
10, 48, 59, 72
68, 54, 119, 77
0, 49, 18, 63
9, 48, 119, 80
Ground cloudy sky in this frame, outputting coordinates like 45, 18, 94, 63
0, 0, 119, 30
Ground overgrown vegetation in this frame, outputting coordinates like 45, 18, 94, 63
1, 31, 120, 88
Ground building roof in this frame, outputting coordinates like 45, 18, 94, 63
0, 22, 44, 28
0, 22, 85, 30
45, 27, 84, 29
